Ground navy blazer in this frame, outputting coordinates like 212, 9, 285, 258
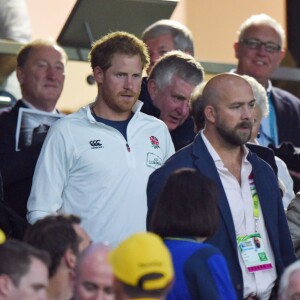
147, 133, 296, 299
272, 87, 300, 147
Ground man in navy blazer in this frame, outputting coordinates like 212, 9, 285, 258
234, 13, 300, 148
147, 73, 296, 300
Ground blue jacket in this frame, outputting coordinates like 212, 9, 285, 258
165, 239, 237, 300
147, 133, 296, 299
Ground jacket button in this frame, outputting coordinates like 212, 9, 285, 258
236, 284, 242, 290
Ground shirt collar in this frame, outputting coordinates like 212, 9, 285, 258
21, 99, 57, 114
201, 130, 250, 164
266, 80, 272, 94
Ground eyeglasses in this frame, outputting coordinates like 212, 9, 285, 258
239, 38, 281, 53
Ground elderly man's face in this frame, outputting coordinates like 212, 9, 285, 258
234, 25, 285, 87
144, 33, 175, 74
17, 45, 66, 111
148, 74, 194, 131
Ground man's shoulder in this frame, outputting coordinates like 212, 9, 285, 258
0, 107, 13, 122
138, 111, 167, 127
152, 142, 195, 175
246, 143, 277, 175
272, 86, 300, 103
0, 100, 28, 119
248, 149, 278, 180
0, 104, 19, 127
44, 109, 85, 136
0, 106, 12, 115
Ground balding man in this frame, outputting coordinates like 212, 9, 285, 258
74, 243, 115, 300
147, 73, 296, 299
0, 38, 67, 224
142, 19, 194, 74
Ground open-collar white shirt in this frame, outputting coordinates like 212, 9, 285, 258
201, 131, 277, 300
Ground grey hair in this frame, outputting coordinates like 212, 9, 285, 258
142, 19, 194, 56
237, 13, 285, 47
278, 260, 300, 300
148, 50, 204, 91
190, 81, 208, 131
241, 75, 269, 117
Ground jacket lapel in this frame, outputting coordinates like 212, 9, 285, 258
191, 134, 237, 246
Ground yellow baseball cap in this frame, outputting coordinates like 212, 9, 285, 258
0, 229, 6, 244
109, 232, 173, 290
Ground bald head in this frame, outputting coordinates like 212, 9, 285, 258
202, 73, 253, 108
74, 243, 115, 300
201, 73, 255, 147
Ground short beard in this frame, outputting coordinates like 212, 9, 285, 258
216, 121, 252, 146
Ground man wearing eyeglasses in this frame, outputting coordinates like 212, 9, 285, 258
234, 14, 300, 148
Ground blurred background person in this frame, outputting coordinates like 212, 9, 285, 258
74, 243, 115, 300
234, 14, 300, 148
243, 75, 295, 209
0, 239, 50, 300
141, 19, 194, 74
109, 232, 173, 300
0, 0, 32, 105
24, 214, 91, 300
0, 38, 67, 227
278, 260, 300, 300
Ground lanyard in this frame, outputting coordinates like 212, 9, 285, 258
249, 172, 260, 232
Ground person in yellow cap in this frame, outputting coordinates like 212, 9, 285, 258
109, 232, 173, 300
0, 228, 5, 244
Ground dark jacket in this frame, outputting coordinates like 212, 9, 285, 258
272, 86, 300, 147
0, 101, 44, 220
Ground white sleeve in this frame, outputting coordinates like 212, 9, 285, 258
0, 0, 32, 42
27, 123, 72, 223
276, 156, 295, 209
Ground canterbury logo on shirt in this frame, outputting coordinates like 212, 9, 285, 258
89, 140, 103, 149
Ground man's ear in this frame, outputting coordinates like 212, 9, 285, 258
93, 66, 104, 84
147, 79, 158, 101
0, 275, 14, 297
204, 105, 216, 124
233, 42, 240, 59
16, 67, 24, 84
277, 48, 286, 66
64, 248, 77, 270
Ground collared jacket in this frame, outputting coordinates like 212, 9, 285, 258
271, 86, 300, 147
0, 101, 47, 220
27, 101, 175, 245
